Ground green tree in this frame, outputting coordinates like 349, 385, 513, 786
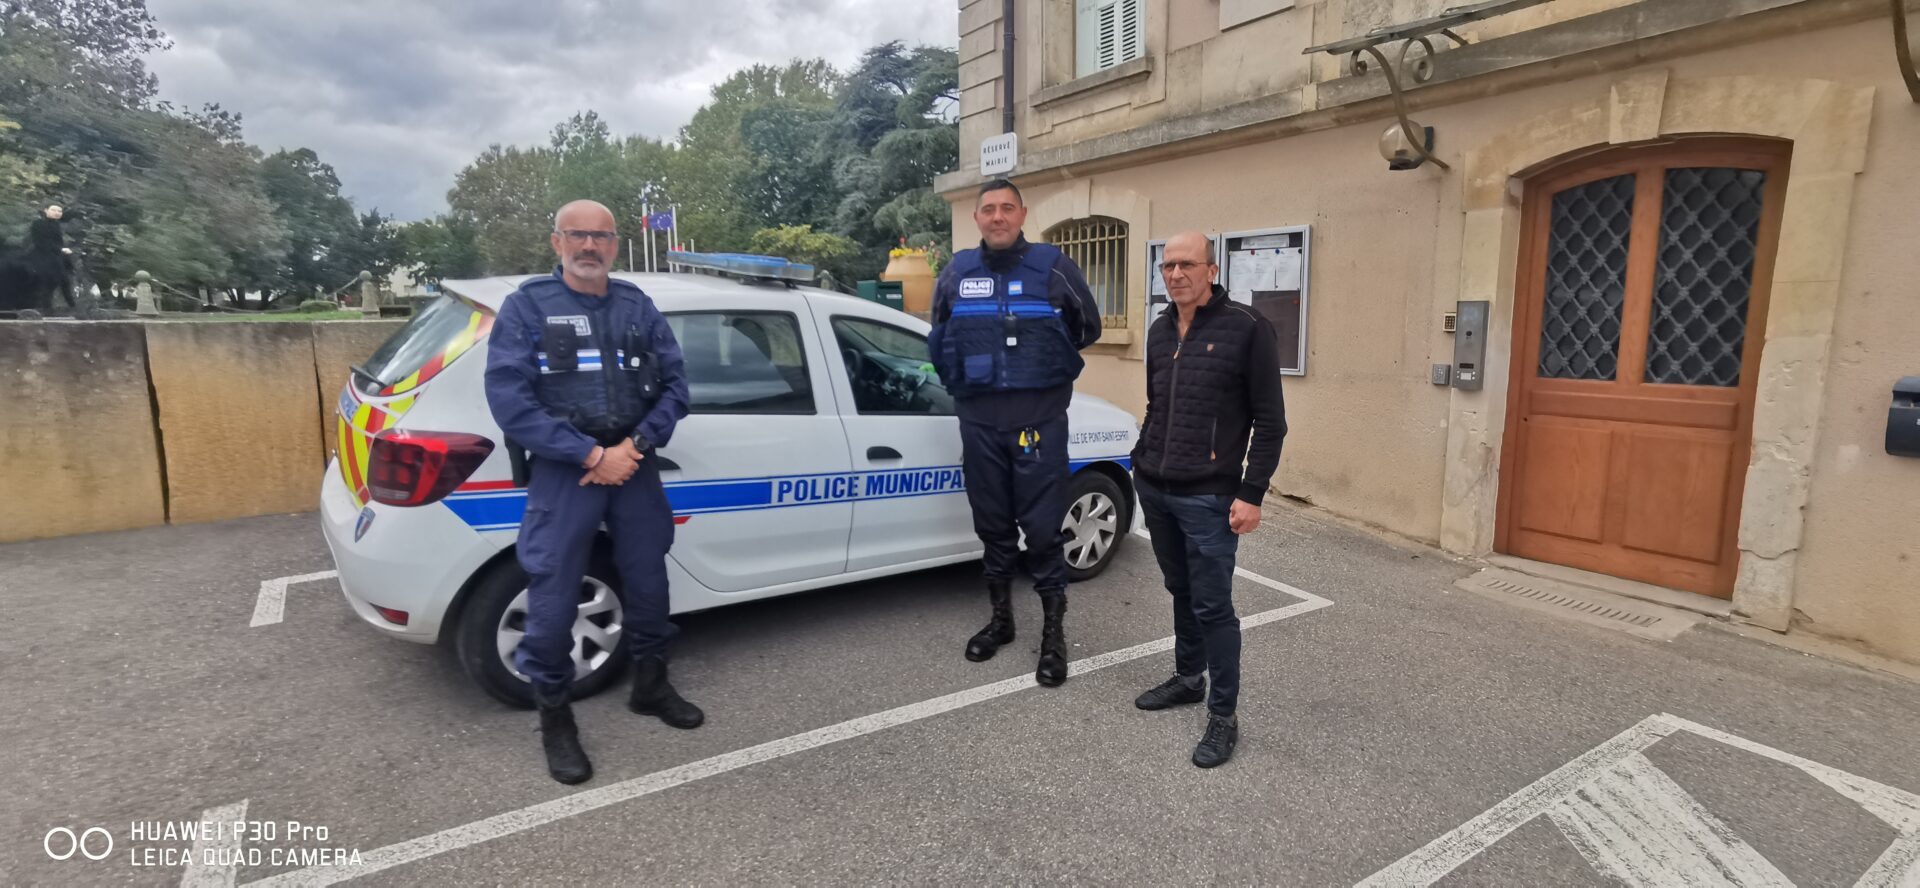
671, 60, 840, 253
87, 111, 286, 300
827, 43, 959, 277
0, 0, 168, 105
0, 115, 57, 246
259, 148, 362, 300
748, 224, 861, 290
401, 215, 484, 285
448, 143, 555, 275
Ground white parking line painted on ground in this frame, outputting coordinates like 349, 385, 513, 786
1358, 713, 1920, 887
243, 569, 1332, 886
180, 799, 248, 888
250, 572, 338, 628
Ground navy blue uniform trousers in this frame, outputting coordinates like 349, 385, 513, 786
515, 456, 676, 698
959, 413, 1070, 598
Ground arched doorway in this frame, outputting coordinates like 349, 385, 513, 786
1495, 138, 1791, 598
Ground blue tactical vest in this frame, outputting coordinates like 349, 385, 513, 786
935, 243, 1084, 397
521, 275, 662, 444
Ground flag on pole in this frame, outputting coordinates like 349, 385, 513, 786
646, 209, 675, 232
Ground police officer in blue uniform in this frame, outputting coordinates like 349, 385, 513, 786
484, 200, 696, 785
928, 179, 1103, 687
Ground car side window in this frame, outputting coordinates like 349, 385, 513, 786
830, 317, 956, 416
665, 311, 815, 415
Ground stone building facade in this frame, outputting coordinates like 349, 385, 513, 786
935, 0, 1920, 663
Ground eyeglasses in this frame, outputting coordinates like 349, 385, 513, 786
1158, 260, 1211, 274
556, 229, 618, 245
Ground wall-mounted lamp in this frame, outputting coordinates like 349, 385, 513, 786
1381, 122, 1436, 171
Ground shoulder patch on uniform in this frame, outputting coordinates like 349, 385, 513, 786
959, 278, 994, 298
549, 315, 591, 336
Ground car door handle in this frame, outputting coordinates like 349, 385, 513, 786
653, 455, 680, 471
867, 446, 902, 461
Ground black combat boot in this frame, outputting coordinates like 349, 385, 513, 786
533, 688, 592, 785
964, 579, 1016, 662
629, 656, 705, 729
1035, 595, 1068, 687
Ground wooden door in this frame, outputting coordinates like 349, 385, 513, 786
1496, 140, 1790, 598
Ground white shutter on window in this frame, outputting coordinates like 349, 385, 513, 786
1119, 0, 1144, 66
1077, 0, 1145, 78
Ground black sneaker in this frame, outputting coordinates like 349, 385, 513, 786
1192, 714, 1238, 768
1135, 675, 1205, 710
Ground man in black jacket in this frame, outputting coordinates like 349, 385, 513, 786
1129, 230, 1287, 768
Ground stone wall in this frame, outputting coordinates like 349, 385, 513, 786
0, 320, 405, 542
0, 324, 168, 540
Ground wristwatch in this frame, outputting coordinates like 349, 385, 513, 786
631, 433, 652, 453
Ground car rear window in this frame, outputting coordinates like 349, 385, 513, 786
353, 294, 494, 396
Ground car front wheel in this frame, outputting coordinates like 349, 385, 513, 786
454, 552, 629, 708
1062, 470, 1128, 582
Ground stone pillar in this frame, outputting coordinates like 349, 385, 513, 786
357, 271, 379, 319
133, 271, 159, 317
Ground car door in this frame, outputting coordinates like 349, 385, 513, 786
659, 308, 852, 593
818, 308, 979, 572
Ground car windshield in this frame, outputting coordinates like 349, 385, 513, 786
354, 295, 493, 396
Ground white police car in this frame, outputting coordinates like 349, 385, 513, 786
319, 254, 1141, 706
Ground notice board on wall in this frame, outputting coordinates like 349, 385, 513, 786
1220, 226, 1310, 376
1145, 239, 1170, 336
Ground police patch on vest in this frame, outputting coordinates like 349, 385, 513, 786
550, 315, 591, 335
959, 278, 994, 298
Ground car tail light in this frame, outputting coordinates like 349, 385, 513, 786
373, 605, 410, 626
368, 430, 495, 507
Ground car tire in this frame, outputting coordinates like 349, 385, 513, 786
455, 551, 630, 709
1063, 470, 1129, 583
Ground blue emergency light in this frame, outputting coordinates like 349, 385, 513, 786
668, 251, 816, 284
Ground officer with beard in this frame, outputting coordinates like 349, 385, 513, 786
484, 200, 696, 784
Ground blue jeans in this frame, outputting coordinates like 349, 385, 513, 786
1134, 473, 1242, 717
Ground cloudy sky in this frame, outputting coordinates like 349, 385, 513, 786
142, 0, 958, 221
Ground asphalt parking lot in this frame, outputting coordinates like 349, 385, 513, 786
5, 506, 1919, 886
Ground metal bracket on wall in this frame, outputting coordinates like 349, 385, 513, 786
1304, 0, 1557, 171
1895, 0, 1920, 102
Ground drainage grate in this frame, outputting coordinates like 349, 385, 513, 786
1477, 577, 1663, 628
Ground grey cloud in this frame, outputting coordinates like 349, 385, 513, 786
144, 0, 957, 219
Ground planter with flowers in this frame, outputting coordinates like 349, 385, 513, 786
882, 243, 936, 316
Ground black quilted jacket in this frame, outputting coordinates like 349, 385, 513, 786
1131, 285, 1288, 505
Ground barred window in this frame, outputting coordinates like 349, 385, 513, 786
1044, 217, 1129, 329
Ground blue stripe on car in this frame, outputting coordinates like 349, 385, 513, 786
438, 457, 1132, 532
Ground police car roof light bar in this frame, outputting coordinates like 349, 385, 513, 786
667, 251, 816, 285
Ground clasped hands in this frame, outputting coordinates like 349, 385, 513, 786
579, 439, 645, 486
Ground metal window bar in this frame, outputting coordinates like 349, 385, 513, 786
1046, 218, 1130, 329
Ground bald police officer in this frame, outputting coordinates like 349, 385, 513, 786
484, 200, 697, 785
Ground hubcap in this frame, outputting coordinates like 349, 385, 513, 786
1062, 491, 1119, 570
497, 577, 623, 681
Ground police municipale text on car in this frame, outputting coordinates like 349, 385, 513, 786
318, 259, 1141, 706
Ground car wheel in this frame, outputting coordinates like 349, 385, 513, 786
455, 551, 629, 708
1062, 471, 1127, 582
